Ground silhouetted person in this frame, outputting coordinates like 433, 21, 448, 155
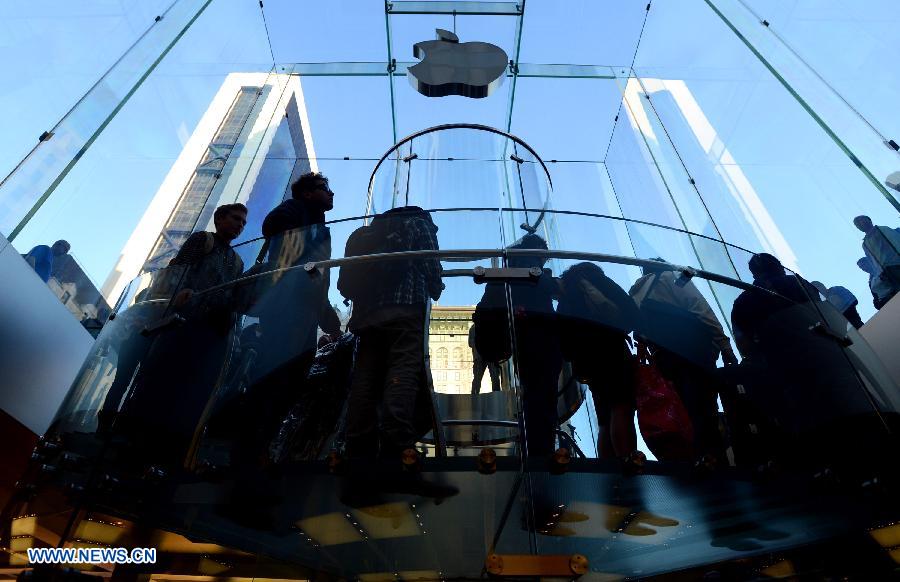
492, 233, 562, 457
236, 173, 341, 472
730, 252, 884, 472
117, 203, 247, 469
24, 239, 70, 283
811, 280, 864, 329
630, 258, 737, 462
854, 215, 900, 302
259, 170, 341, 346
858, 256, 897, 310
342, 207, 443, 461
96, 303, 154, 432
469, 325, 500, 394
731, 253, 818, 359
558, 262, 640, 460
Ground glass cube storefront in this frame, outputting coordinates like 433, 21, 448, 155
2, 1, 900, 579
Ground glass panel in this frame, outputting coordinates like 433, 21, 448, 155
6, 0, 274, 309
509, 78, 623, 161
48, 266, 188, 437
389, 2, 523, 16
541, 162, 625, 217
368, 126, 552, 218
0, 1, 173, 181
741, 0, 900, 155
262, 0, 386, 63
632, 0, 899, 326
516, 63, 620, 78
518, 1, 648, 66
706, 0, 900, 212
0, 0, 220, 239
604, 95, 687, 231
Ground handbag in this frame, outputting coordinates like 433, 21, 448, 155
634, 343, 695, 461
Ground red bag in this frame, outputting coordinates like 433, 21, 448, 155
634, 344, 695, 461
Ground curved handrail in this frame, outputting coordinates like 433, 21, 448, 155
179, 248, 773, 303
229, 207, 761, 271
367, 124, 554, 194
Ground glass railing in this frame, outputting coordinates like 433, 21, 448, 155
9, 215, 900, 579
18, 249, 113, 334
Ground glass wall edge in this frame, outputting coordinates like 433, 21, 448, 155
2, 0, 218, 241
702, 0, 900, 214
272, 62, 623, 79
387, 1, 522, 16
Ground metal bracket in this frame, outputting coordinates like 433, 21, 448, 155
38, 131, 54, 142
388, 58, 397, 73
485, 553, 589, 577
675, 267, 697, 287
886, 139, 899, 152
473, 266, 541, 282
402, 152, 418, 163
809, 321, 853, 347
510, 154, 524, 164
509, 59, 519, 75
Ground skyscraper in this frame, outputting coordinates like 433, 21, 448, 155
101, 72, 317, 303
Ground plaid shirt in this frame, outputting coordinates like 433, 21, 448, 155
371, 213, 443, 308
168, 231, 243, 319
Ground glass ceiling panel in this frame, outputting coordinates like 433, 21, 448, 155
261, 0, 386, 63
391, 73, 511, 140
293, 76, 395, 159
509, 77, 624, 162
388, 2, 522, 16
389, 13, 519, 71
519, 0, 650, 67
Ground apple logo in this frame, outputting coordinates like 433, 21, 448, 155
408, 29, 508, 99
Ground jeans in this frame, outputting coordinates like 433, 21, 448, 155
345, 304, 427, 458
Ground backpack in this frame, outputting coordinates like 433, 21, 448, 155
472, 282, 512, 363
558, 263, 640, 334
337, 207, 423, 303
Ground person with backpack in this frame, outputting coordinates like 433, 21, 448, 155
472, 233, 563, 457
557, 262, 640, 459
339, 206, 443, 462
113, 203, 247, 470
629, 258, 737, 463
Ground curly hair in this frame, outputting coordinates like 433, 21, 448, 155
290, 172, 328, 200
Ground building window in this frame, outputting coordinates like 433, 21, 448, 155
436, 347, 449, 368
451, 346, 464, 368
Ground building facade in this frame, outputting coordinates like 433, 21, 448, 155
101, 72, 317, 303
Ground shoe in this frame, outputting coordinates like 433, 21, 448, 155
400, 448, 422, 473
